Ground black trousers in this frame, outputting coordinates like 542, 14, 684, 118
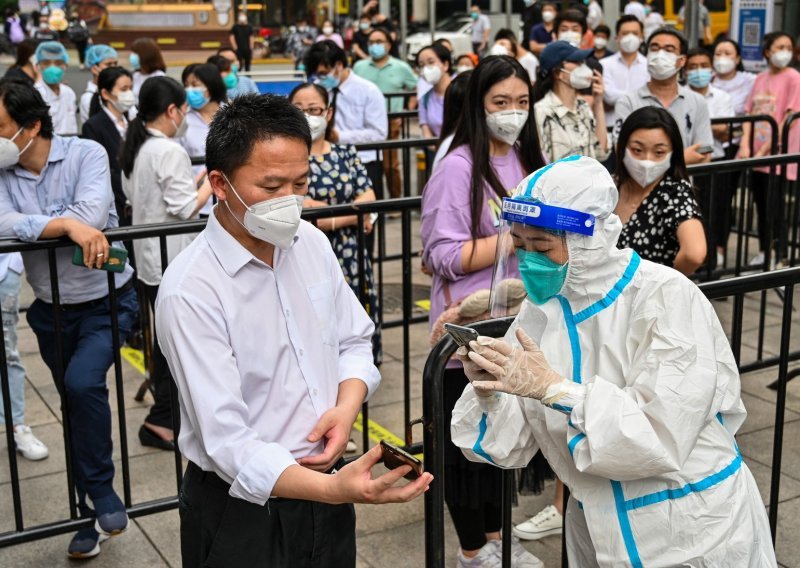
180, 461, 356, 568
142, 283, 179, 431
363, 159, 384, 256
237, 48, 253, 72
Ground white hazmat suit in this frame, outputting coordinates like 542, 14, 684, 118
451, 156, 777, 567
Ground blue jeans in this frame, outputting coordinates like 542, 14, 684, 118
0, 269, 25, 426
26, 286, 137, 503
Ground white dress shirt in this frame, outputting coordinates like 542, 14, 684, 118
156, 212, 380, 505
178, 109, 213, 216
101, 104, 128, 138
80, 80, 97, 124
600, 51, 649, 128
334, 71, 388, 164
132, 69, 167, 99
34, 80, 78, 135
122, 128, 199, 286
702, 85, 735, 158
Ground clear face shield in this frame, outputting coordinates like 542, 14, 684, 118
489, 196, 597, 319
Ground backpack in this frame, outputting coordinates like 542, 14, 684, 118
67, 21, 89, 42
8, 18, 24, 44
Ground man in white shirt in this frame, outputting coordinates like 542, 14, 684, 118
601, 15, 650, 129
33, 41, 78, 135
156, 94, 431, 567
80, 45, 118, 124
304, 39, 388, 202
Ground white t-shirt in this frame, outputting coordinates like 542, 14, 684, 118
518, 52, 539, 83
132, 69, 167, 99
34, 80, 78, 135
79, 80, 97, 124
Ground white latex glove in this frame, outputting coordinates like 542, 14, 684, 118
453, 346, 494, 398
468, 328, 567, 400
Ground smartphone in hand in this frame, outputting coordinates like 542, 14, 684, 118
380, 441, 423, 481
71, 245, 128, 273
444, 323, 480, 349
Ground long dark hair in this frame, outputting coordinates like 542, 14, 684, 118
615, 106, 689, 188
11, 39, 36, 69
712, 38, 745, 72
288, 82, 335, 141
439, 70, 471, 144
89, 66, 132, 118
119, 76, 185, 177
449, 56, 544, 240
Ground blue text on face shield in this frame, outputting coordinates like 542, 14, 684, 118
502, 197, 595, 236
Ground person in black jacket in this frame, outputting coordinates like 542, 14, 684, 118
81, 66, 135, 225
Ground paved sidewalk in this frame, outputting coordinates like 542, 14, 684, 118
1, 217, 799, 567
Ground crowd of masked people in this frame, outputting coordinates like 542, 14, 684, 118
0, 0, 798, 562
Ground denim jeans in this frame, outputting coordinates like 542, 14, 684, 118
26, 286, 137, 503
0, 269, 25, 426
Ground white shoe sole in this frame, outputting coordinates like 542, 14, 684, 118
512, 525, 563, 541
16, 448, 49, 461
67, 533, 109, 559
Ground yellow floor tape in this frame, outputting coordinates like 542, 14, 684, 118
121, 347, 422, 457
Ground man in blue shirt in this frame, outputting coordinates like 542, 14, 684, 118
0, 79, 138, 559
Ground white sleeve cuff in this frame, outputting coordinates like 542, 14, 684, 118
228, 443, 297, 505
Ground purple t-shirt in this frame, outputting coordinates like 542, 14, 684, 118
421, 144, 526, 337
419, 91, 445, 137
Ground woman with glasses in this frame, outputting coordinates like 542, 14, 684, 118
288, 83, 381, 373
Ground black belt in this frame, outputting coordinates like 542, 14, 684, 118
187, 458, 346, 495
58, 278, 135, 312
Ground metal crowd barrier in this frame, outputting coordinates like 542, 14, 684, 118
422, 266, 800, 567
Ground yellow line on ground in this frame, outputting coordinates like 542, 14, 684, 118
120, 348, 421, 457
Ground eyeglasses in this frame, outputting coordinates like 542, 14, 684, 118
294, 105, 327, 116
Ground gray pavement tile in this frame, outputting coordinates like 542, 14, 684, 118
0, 469, 72, 532
739, 392, 800, 435
0, 420, 71, 485
744, 458, 800, 505
740, 367, 800, 416
775, 496, 800, 568
737, 420, 800, 482
134, 510, 181, 568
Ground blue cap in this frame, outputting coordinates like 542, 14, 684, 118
501, 197, 596, 236
86, 45, 118, 68
34, 41, 69, 64
539, 40, 594, 74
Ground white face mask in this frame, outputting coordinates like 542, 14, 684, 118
647, 50, 680, 80
594, 37, 608, 50
619, 33, 642, 54
486, 109, 528, 146
0, 127, 33, 169
770, 50, 793, 69
456, 65, 473, 74
171, 109, 189, 138
306, 113, 328, 141
564, 63, 593, 90
322, 26, 334, 35
421, 64, 443, 85
223, 173, 304, 249
110, 90, 136, 113
489, 44, 510, 56
558, 31, 582, 47
713, 56, 736, 75
542, 11, 556, 23
623, 148, 672, 188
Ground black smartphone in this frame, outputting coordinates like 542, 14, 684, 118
697, 145, 714, 154
71, 245, 128, 273
444, 322, 480, 349
380, 441, 423, 481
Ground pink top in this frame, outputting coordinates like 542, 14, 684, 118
745, 67, 800, 181
315, 33, 344, 49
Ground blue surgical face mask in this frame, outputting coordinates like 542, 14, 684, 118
129, 52, 140, 70
515, 249, 568, 305
368, 43, 386, 60
223, 71, 238, 89
185, 87, 209, 110
316, 71, 340, 91
42, 64, 64, 86
686, 68, 712, 88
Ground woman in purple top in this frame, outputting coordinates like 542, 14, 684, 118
420, 56, 546, 567
417, 43, 452, 139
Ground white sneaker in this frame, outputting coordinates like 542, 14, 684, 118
513, 504, 563, 541
457, 541, 502, 568
14, 425, 49, 461
748, 252, 765, 267
487, 538, 544, 568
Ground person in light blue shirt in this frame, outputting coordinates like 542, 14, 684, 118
0, 79, 137, 560
213, 48, 260, 98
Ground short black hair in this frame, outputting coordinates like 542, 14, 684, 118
594, 24, 611, 38
615, 14, 644, 35
647, 27, 688, 55
206, 94, 311, 177
416, 42, 452, 73
303, 40, 348, 75
686, 46, 712, 63
0, 78, 53, 139
207, 54, 232, 73
555, 9, 587, 35
217, 46, 237, 57
368, 27, 393, 46
182, 63, 226, 103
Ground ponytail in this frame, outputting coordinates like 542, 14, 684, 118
88, 91, 102, 118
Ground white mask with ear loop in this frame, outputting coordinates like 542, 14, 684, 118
0, 127, 33, 169
222, 172, 304, 250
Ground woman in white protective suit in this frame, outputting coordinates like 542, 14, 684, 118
451, 155, 777, 567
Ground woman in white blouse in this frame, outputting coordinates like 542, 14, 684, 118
119, 76, 213, 451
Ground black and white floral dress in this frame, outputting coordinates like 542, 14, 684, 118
617, 176, 703, 267
308, 144, 382, 365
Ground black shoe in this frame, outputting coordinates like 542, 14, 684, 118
138, 425, 175, 451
